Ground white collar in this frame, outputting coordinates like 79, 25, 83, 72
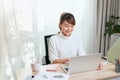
59, 31, 72, 39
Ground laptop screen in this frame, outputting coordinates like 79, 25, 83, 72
61, 53, 101, 74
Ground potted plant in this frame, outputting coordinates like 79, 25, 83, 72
104, 15, 120, 36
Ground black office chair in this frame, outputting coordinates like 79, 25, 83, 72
43, 34, 54, 64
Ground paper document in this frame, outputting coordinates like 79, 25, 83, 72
46, 64, 59, 71
33, 72, 69, 80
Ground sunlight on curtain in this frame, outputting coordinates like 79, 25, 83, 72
0, 0, 15, 79
0, 0, 97, 79
0, 0, 39, 79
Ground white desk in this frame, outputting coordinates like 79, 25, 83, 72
69, 62, 120, 80
16, 62, 120, 80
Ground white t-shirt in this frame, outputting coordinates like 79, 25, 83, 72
49, 32, 86, 63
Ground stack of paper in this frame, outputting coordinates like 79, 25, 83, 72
33, 72, 69, 80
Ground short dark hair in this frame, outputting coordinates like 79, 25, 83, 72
59, 12, 75, 26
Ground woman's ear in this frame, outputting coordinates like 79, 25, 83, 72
59, 24, 61, 30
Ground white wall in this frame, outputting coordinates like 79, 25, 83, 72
35, 0, 97, 57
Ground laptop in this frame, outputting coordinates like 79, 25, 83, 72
62, 53, 101, 74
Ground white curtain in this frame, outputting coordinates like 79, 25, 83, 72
0, 0, 97, 79
0, 0, 41, 79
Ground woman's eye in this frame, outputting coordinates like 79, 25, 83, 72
65, 26, 68, 27
64, 25, 69, 27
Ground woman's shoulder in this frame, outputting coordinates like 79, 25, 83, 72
50, 33, 59, 40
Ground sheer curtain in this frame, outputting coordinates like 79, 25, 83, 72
0, 0, 97, 79
0, 0, 40, 79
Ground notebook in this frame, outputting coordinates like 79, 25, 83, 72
62, 53, 101, 74
46, 64, 59, 72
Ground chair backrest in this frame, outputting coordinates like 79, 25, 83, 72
44, 34, 54, 64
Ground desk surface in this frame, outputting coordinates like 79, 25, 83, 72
68, 62, 120, 80
32, 62, 120, 80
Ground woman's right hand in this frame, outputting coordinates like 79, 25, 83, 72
52, 58, 70, 64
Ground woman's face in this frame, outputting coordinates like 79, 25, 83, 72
60, 20, 75, 36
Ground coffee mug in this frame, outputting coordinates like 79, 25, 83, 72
31, 61, 40, 72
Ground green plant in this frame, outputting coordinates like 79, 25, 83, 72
104, 15, 120, 36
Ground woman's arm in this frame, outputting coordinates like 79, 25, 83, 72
49, 36, 59, 63
52, 58, 69, 64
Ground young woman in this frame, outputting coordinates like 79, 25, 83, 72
49, 12, 86, 64
48, 12, 102, 70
